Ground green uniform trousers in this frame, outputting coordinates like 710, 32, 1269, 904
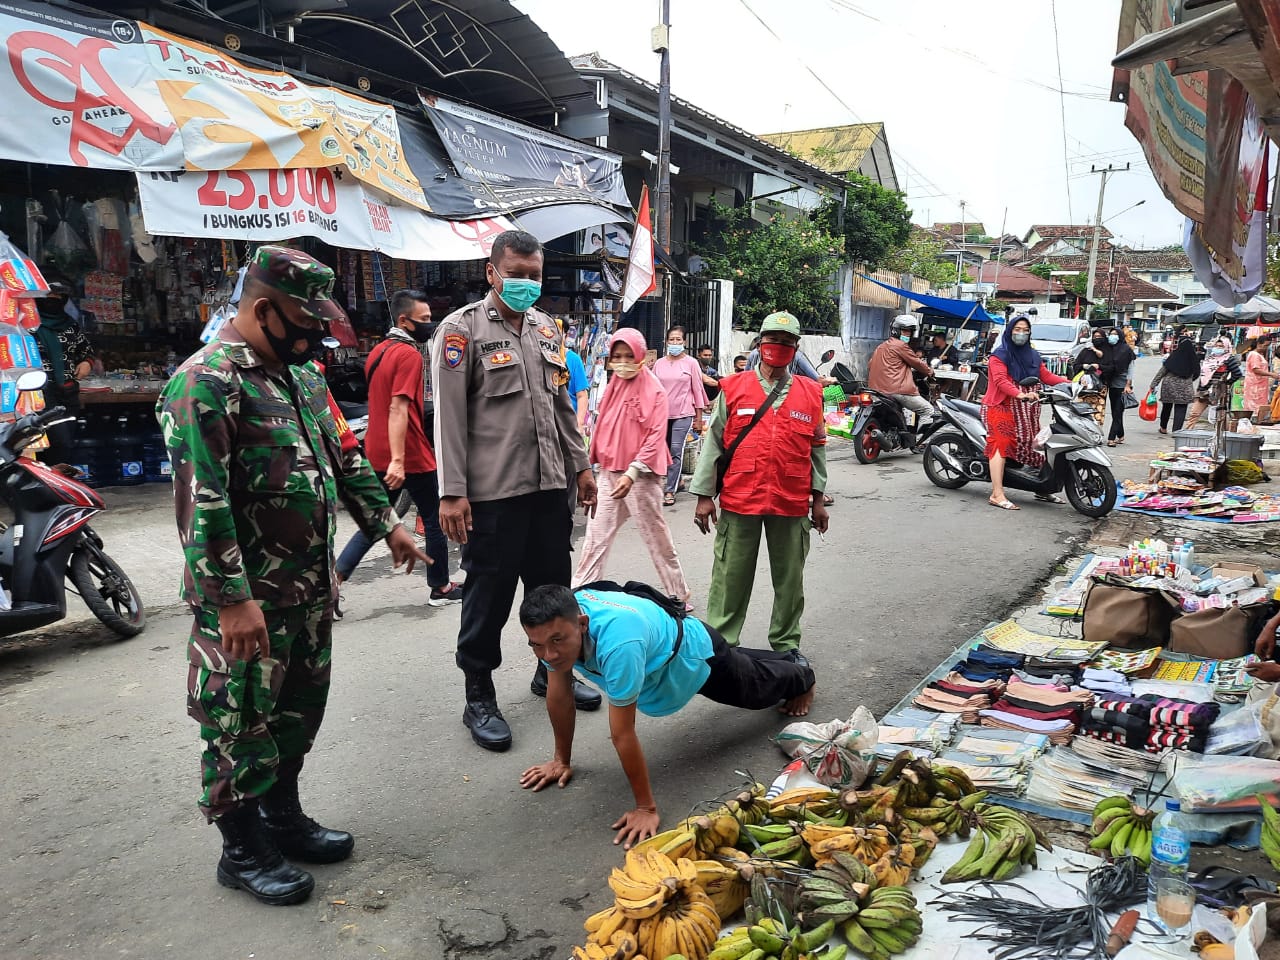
705, 510, 810, 653
186, 601, 332, 821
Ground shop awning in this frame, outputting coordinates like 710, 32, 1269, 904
858, 275, 1000, 324
1174, 294, 1280, 324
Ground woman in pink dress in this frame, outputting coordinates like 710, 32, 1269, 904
652, 324, 709, 505
1243, 337, 1280, 416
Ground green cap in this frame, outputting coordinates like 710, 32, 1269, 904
759, 310, 801, 338
246, 245, 344, 325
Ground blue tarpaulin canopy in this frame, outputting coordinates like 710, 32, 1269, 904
860, 274, 1001, 325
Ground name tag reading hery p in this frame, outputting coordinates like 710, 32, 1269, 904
735, 408, 756, 416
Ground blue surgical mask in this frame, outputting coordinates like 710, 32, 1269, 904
1107, 334, 1119, 345
667, 343, 685, 356
899, 334, 911, 343
1011, 332, 1030, 346
493, 269, 542, 313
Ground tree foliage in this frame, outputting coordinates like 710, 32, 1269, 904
882, 235, 962, 290
812, 173, 913, 269
695, 199, 843, 332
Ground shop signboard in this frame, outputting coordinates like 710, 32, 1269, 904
0, 0, 181, 169
420, 93, 629, 213
135, 167, 519, 261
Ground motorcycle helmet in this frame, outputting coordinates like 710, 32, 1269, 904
891, 314, 918, 336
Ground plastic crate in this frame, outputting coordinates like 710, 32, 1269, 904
1171, 429, 1213, 451
1220, 432, 1263, 461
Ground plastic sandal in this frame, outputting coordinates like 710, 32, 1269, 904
988, 497, 1020, 510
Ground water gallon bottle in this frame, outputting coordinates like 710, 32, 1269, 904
115, 414, 146, 486
1146, 799, 1191, 927
67, 416, 102, 486
142, 427, 171, 483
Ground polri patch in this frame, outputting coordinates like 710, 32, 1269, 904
537, 324, 556, 339
488, 351, 513, 365
444, 333, 467, 368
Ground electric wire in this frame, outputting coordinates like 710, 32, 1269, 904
1051, 0, 1075, 221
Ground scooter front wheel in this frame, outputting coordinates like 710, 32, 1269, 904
1063, 460, 1117, 518
68, 543, 146, 638
854, 419, 883, 464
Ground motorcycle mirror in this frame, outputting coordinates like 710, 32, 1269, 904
16, 370, 47, 392
820, 349, 835, 363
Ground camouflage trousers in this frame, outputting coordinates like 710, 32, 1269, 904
187, 602, 332, 821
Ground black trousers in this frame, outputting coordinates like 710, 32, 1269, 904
1107, 387, 1127, 441
1159, 402, 1188, 431
697, 623, 815, 708
456, 490, 571, 676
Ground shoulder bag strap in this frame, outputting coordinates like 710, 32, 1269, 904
715, 373, 790, 493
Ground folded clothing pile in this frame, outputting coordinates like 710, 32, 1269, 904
952, 647, 1025, 683
913, 687, 990, 722
1079, 667, 1132, 697
1080, 696, 1151, 749
1143, 696, 1220, 753
1020, 657, 1084, 685
978, 710, 1076, 745
980, 679, 1094, 745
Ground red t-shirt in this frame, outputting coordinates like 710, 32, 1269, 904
363, 339, 435, 474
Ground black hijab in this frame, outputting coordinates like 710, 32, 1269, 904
1107, 329, 1135, 375
1164, 337, 1199, 378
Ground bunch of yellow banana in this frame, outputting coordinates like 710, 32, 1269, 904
607, 849, 682, 918
940, 803, 1049, 884
635, 884, 720, 960
583, 903, 640, 947
807, 825, 893, 868
1089, 796, 1154, 866
687, 858, 753, 919
681, 813, 742, 855
840, 885, 922, 960
865, 843, 916, 888
768, 786, 844, 823
1256, 793, 1280, 871
570, 940, 642, 960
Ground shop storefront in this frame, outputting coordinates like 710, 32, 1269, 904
0, 0, 632, 485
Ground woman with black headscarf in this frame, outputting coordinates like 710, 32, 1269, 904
1102, 326, 1135, 446
1072, 328, 1111, 425
1146, 335, 1199, 434
980, 315, 1069, 510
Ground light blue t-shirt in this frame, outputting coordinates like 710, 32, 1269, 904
566, 589, 713, 717
565, 349, 589, 411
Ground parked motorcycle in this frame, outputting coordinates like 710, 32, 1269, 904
849, 388, 935, 464
0, 372, 145, 640
918, 378, 1117, 517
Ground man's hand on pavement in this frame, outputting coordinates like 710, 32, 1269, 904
694, 496, 718, 534
577, 469, 598, 518
384, 458, 406, 490
218, 599, 270, 662
519, 760, 574, 792
612, 807, 661, 849
611, 475, 634, 500
811, 499, 830, 534
439, 495, 472, 544
386, 525, 429, 574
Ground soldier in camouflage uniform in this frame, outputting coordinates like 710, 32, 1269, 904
157, 245, 426, 906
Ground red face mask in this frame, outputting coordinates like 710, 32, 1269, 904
759, 341, 797, 368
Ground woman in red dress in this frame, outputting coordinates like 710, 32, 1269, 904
981, 315, 1068, 510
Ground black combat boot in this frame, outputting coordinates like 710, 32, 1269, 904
260, 763, 355, 864
214, 800, 315, 906
463, 671, 512, 752
530, 661, 603, 711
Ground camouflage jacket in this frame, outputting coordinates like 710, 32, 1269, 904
157, 333, 394, 612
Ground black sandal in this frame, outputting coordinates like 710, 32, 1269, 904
1189, 865, 1277, 908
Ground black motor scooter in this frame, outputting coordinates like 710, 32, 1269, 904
0, 371, 145, 641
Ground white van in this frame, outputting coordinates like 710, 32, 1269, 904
1031, 319, 1091, 363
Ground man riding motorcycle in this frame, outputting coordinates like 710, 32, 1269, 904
867, 315, 937, 444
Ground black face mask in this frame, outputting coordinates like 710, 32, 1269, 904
407, 319, 435, 344
265, 304, 328, 366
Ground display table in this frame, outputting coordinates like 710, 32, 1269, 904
932, 369, 979, 401
80, 389, 163, 406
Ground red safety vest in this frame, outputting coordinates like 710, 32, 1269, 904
718, 372, 823, 518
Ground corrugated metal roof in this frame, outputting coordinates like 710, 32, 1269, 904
757, 123, 884, 174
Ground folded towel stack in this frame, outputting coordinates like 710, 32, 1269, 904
913, 687, 991, 722
977, 709, 1076, 745
1079, 667, 1132, 697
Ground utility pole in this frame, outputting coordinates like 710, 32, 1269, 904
955, 199, 967, 297
653, 0, 672, 251
1084, 164, 1128, 321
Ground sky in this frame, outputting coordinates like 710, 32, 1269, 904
512, 0, 1183, 249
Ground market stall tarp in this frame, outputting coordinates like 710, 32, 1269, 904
1174, 294, 1280, 324
858, 274, 999, 324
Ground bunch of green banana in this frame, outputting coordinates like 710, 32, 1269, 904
897, 790, 986, 840
1255, 794, 1280, 872
795, 851, 874, 929
940, 802, 1048, 883
739, 822, 811, 866
1089, 796, 1154, 866
706, 917, 847, 960
840, 886, 922, 960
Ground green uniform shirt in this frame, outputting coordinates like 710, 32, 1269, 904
157, 332, 394, 612
688, 370, 828, 498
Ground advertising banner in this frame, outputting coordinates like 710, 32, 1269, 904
136, 167, 518, 261
421, 93, 629, 212
139, 25, 428, 211
0, 0, 181, 169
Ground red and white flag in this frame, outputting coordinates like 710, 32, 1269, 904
621, 185, 657, 312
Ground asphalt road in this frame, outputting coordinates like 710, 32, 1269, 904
1, 354, 1250, 960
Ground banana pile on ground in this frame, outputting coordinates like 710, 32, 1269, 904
794, 850, 923, 960
1257, 793, 1280, 872
939, 801, 1052, 884
706, 917, 846, 960
1088, 796, 1154, 866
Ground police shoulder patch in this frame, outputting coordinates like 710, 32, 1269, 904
443, 332, 467, 368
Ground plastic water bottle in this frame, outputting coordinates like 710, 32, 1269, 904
1182, 540, 1194, 571
1146, 799, 1191, 926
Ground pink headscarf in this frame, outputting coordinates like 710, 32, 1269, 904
1199, 336, 1233, 386
590, 328, 673, 475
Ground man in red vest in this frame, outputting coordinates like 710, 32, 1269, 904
689, 311, 828, 678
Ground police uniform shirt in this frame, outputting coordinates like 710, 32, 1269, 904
431, 293, 589, 503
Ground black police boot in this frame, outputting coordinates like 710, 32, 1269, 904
214, 800, 315, 906
530, 661, 603, 711
260, 763, 355, 864
463, 672, 512, 752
